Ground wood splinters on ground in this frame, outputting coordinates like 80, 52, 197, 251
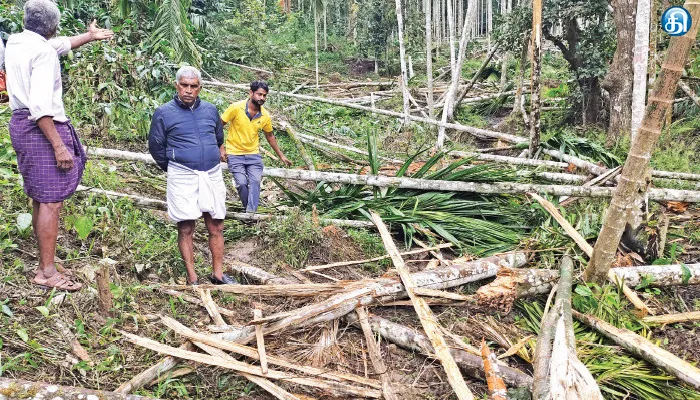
119, 330, 382, 398
198, 287, 227, 326
253, 308, 269, 374
642, 311, 700, 325
481, 339, 507, 400
369, 211, 475, 400
54, 318, 94, 366
356, 307, 400, 400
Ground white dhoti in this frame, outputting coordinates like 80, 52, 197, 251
166, 162, 227, 222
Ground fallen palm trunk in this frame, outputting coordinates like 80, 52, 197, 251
642, 311, 700, 325
0, 377, 157, 400
278, 121, 315, 171
608, 263, 700, 287
343, 313, 533, 389
573, 310, 700, 390
120, 331, 382, 398
87, 146, 700, 187
75, 185, 375, 228
262, 168, 700, 202
202, 80, 533, 144
217, 252, 527, 344
116, 341, 196, 394
528, 192, 651, 315
532, 257, 603, 399
476, 267, 561, 312
228, 262, 297, 285
451, 150, 569, 169
160, 282, 352, 297
477, 264, 699, 299
301, 242, 453, 272
454, 45, 501, 107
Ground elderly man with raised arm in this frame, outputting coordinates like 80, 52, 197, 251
148, 67, 238, 286
6, 0, 113, 291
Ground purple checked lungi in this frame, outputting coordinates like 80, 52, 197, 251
9, 109, 87, 203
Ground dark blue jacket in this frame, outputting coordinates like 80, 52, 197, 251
148, 95, 224, 172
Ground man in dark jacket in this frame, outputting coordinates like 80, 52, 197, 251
148, 66, 237, 285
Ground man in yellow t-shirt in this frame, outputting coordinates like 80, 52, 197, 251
221, 81, 291, 212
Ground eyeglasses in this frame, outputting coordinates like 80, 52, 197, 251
178, 83, 201, 89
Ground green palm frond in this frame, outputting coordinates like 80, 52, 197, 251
275, 149, 527, 255
150, 0, 202, 66
518, 294, 700, 400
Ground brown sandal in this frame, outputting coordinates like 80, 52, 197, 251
33, 272, 82, 292
31, 265, 75, 277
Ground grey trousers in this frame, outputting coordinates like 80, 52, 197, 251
227, 154, 264, 212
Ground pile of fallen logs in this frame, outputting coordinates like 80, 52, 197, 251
92, 211, 698, 399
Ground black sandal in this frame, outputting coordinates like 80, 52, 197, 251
209, 274, 239, 285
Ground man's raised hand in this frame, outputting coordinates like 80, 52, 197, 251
88, 20, 114, 41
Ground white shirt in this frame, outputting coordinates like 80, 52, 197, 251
5, 30, 71, 122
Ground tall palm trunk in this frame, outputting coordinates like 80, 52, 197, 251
528, 0, 543, 157
395, 0, 412, 124
314, 0, 319, 89
425, 0, 435, 118
631, 0, 651, 140
585, 1, 700, 283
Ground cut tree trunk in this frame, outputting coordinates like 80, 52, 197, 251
602, 0, 637, 146
528, 0, 543, 157
0, 378, 156, 400
608, 263, 700, 287
642, 311, 700, 325
75, 185, 374, 228
532, 257, 603, 399
573, 310, 700, 390
585, 1, 700, 283
343, 313, 533, 389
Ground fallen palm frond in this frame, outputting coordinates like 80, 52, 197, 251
541, 131, 623, 169
275, 148, 527, 255
518, 284, 700, 400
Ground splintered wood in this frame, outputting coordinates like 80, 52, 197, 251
369, 211, 475, 400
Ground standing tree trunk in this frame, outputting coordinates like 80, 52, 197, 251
436, 0, 477, 149
323, 0, 327, 50
585, 1, 700, 283
314, 0, 320, 89
426, 0, 436, 118
511, 35, 529, 119
395, 0, 412, 125
602, 0, 637, 146
631, 0, 651, 140
528, 0, 543, 157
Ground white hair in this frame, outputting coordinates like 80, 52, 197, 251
175, 66, 202, 83
24, 0, 61, 37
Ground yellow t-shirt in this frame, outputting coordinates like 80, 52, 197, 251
221, 99, 273, 155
